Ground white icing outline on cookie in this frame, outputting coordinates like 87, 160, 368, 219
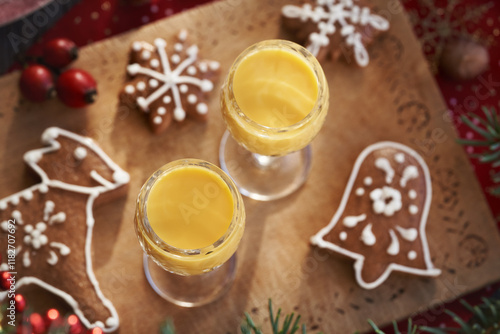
310, 141, 441, 289
0, 127, 129, 332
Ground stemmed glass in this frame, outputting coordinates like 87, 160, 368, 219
134, 159, 245, 307
219, 40, 329, 201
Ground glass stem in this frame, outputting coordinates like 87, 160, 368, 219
251, 153, 280, 169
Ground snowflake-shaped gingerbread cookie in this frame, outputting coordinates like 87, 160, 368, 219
311, 142, 441, 289
120, 30, 220, 134
282, 0, 390, 66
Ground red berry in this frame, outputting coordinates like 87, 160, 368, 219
19, 65, 55, 102
43, 38, 78, 69
0, 271, 12, 290
56, 69, 97, 108
14, 294, 26, 312
87, 328, 104, 334
68, 314, 84, 334
30, 313, 46, 334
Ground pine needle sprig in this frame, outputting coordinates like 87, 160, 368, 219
457, 106, 500, 196
367, 318, 418, 334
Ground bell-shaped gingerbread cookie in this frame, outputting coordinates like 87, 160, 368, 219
311, 141, 441, 289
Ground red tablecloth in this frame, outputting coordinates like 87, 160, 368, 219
20, 0, 500, 332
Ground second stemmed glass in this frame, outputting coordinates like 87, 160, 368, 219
220, 40, 329, 201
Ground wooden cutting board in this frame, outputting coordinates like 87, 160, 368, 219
1, 0, 500, 332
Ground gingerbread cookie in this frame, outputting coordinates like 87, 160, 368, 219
120, 30, 220, 134
0, 127, 129, 332
311, 142, 441, 289
281, 0, 390, 66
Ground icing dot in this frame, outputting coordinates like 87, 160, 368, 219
171, 54, 181, 64
363, 177, 372, 186
141, 50, 151, 60
39, 184, 48, 193
355, 187, 364, 196
408, 190, 417, 199
209, 61, 220, 70
187, 94, 197, 104
136, 81, 146, 91
24, 151, 42, 163
187, 66, 197, 75
22, 190, 33, 201
42, 128, 59, 143
125, 85, 135, 94
395, 153, 405, 163
74, 147, 87, 160
127, 63, 140, 75
11, 197, 19, 205
24, 225, 33, 233
199, 63, 208, 72
174, 108, 186, 121
408, 251, 417, 260
39, 235, 48, 246
163, 95, 172, 104
149, 79, 159, 88
113, 170, 130, 184
157, 107, 166, 115
0, 264, 8, 271
339, 232, 347, 241
196, 103, 208, 115
154, 38, 166, 48
178, 29, 188, 41
409, 205, 419, 215
150, 59, 160, 68
132, 41, 142, 51
0, 202, 7, 210
201, 79, 213, 92
179, 84, 189, 93
153, 116, 162, 125
174, 43, 183, 52
106, 317, 119, 327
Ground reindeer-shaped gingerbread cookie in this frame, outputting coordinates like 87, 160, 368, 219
0, 127, 129, 332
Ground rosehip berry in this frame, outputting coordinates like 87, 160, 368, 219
56, 69, 97, 108
0, 271, 12, 290
14, 294, 26, 312
87, 328, 104, 334
43, 38, 78, 69
19, 64, 55, 102
29, 313, 46, 334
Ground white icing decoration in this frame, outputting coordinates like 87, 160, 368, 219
157, 107, 166, 115
408, 251, 417, 260
48, 212, 66, 225
141, 50, 151, 60
149, 79, 159, 88
124, 85, 135, 94
178, 29, 188, 41
199, 62, 208, 72
281, 0, 389, 67
187, 66, 197, 75
339, 231, 347, 241
387, 229, 399, 256
43, 200, 55, 221
136, 81, 146, 91
74, 147, 87, 160
400, 165, 419, 187
171, 54, 181, 64
196, 103, 208, 115
0, 127, 127, 332
126, 38, 214, 121
409, 205, 419, 215
47, 250, 58, 265
11, 197, 19, 205
0, 202, 6, 210
174, 43, 183, 52
375, 157, 395, 184
408, 190, 417, 199
342, 214, 366, 228
360, 223, 376, 246
355, 187, 364, 196
132, 41, 142, 51
150, 59, 160, 68
363, 177, 372, 186
1, 221, 9, 232
153, 116, 162, 124
0, 264, 8, 271
12, 210, 23, 224
369, 186, 402, 216
395, 226, 418, 242
395, 153, 405, 163
187, 94, 197, 104
22, 190, 33, 201
310, 141, 440, 290
209, 61, 220, 71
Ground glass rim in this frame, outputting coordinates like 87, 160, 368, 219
138, 158, 243, 256
223, 39, 328, 134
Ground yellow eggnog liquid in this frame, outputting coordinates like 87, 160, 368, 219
233, 48, 318, 128
146, 166, 234, 250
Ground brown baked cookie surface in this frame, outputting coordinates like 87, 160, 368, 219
311, 142, 441, 289
281, 0, 390, 66
0, 127, 129, 332
120, 29, 220, 134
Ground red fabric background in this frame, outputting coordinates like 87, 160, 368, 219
19, 0, 500, 332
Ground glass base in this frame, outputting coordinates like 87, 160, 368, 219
219, 131, 312, 201
143, 253, 237, 307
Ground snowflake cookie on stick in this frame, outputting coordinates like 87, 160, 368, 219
281, 0, 390, 66
120, 30, 220, 134
311, 142, 441, 289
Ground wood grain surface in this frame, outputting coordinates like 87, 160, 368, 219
1, 0, 500, 332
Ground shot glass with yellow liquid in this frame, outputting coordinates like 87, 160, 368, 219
135, 159, 245, 307
220, 40, 329, 201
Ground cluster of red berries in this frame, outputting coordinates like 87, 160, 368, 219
19, 38, 98, 108
0, 257, 103, 333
